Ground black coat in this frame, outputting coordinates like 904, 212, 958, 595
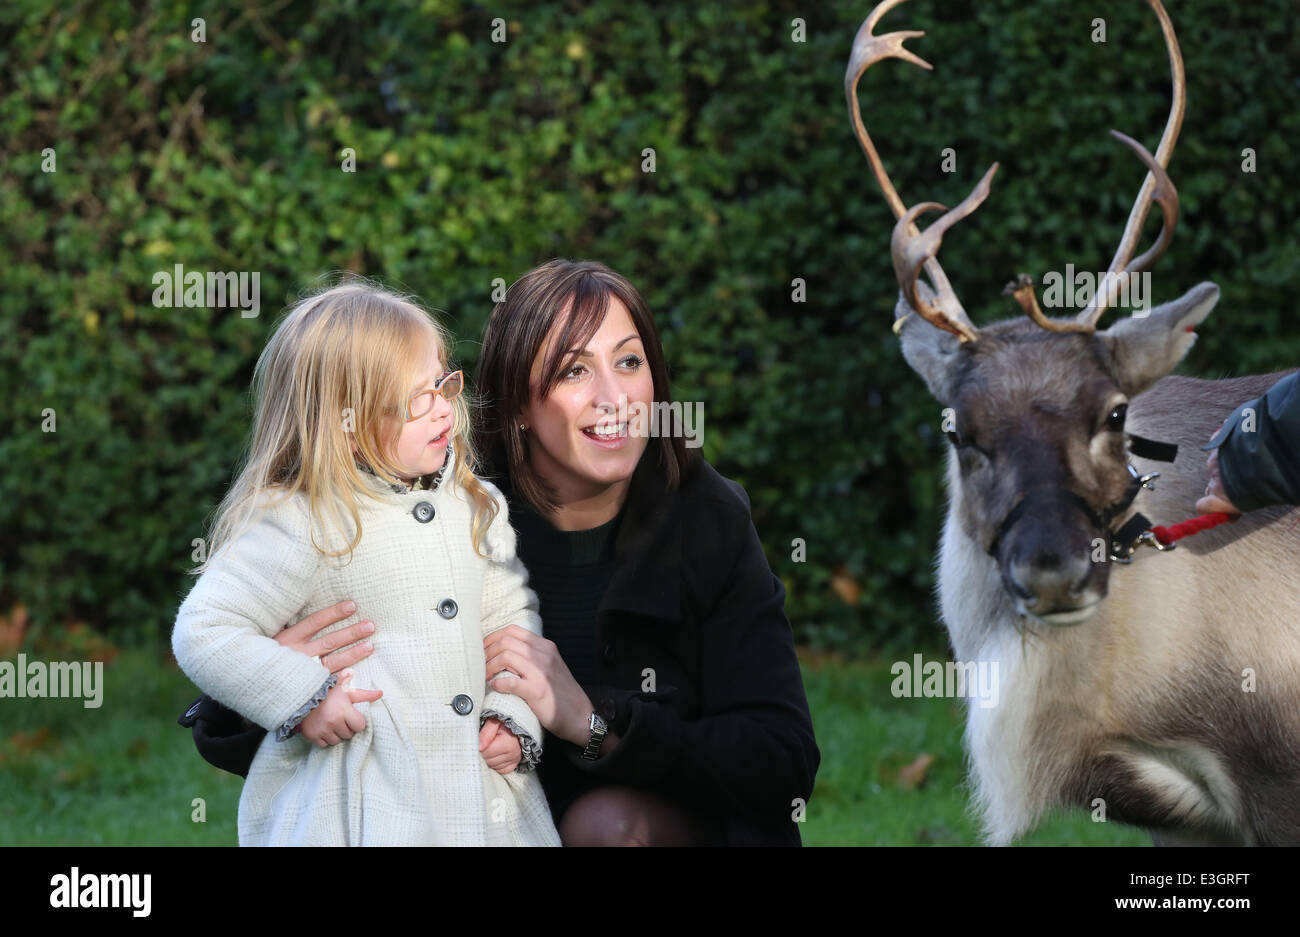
179, 449, 820, 846
515, 449, 820, 845
1202, 369, 1300, 511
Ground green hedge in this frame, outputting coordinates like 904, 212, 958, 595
3, 0, 1298, 652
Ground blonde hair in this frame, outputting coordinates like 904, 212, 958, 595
195, 279, 498, 573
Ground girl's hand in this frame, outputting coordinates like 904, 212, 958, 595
274, 599, 377, 673
479, 717, 522, 774
300, 671, 381, 747
483, 625, 594, 747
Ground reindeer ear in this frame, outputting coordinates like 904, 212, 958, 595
895, 290, 963, 402
1097, 281, 1219, 397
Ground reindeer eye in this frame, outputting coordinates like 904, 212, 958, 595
1106, 403, 1128, 432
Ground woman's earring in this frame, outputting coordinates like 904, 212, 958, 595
518, 423, 527, 431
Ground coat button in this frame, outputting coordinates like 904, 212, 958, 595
412, 501, 435, 523
451, 694, 473, 715
437, 598, 458, 619
602, 643, 615, 665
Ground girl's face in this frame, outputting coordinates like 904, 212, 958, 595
388, 350, 454, 481
520, 296, 654, 502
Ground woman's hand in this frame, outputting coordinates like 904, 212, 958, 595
479, 717, 522, 774
1195, 423, 1243, 519
274, 599, 376, 672
483, 625, 594, 747
300, 671, 378, 747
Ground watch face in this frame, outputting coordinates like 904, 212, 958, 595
590, 710, 608, 732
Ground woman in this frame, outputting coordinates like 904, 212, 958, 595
179, 259, 820, 845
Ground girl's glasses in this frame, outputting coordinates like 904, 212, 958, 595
404, 370, 463, 421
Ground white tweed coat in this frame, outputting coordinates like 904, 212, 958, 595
172, 447, 561, 846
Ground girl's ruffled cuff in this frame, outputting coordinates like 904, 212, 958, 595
480, 709, 542, 771
276, 674, 338, 741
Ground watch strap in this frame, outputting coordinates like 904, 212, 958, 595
580, 710, 608, 760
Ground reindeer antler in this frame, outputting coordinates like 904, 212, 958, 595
845, 0, 994, 344
849, 0, 1186, 339
1043, 0, 1185, 332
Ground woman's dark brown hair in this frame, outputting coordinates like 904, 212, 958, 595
476, 258, 693, 514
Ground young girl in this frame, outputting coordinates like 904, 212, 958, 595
172, 281, 560, 846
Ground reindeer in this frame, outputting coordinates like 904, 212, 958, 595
848, 0, 1300, 845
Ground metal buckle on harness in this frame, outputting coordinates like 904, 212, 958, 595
1128, 461, 1161, 491
1107, 464, 1173, 563
1135, 529, 1177, 552
1110, 539, 1139, 564
1112, 528, 1178, 563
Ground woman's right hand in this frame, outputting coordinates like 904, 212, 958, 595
483, 625, 599, 748
274, 599, 376, 672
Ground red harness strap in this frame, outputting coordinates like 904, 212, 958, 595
1149, 512, 1235, 546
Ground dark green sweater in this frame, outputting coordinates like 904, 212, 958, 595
508, 501, 625, 690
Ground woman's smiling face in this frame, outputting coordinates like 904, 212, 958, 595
520, 296, 653, 503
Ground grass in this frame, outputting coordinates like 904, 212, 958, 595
0, 645, 1147, 846
0, 646, 243, 845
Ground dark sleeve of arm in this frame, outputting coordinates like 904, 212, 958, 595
562, 504, 820, 826
177, 694, 266, 779
1209, 371, 1300, 512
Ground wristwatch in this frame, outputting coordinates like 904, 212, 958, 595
580, 710, 609, 760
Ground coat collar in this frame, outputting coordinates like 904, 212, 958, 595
356, 445, 457, 498
598, 448, 683, 623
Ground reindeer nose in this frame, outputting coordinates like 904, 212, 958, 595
1003, 532, 1097, 613
993, 484, 1109, 617
1009, 548, 1094, 612
1003, 528, 1093, 612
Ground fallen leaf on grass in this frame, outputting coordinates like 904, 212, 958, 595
0, 603, 29, 657
8, 726, 56, 755
829, 564, 862, 606
896, 753, 935, 790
